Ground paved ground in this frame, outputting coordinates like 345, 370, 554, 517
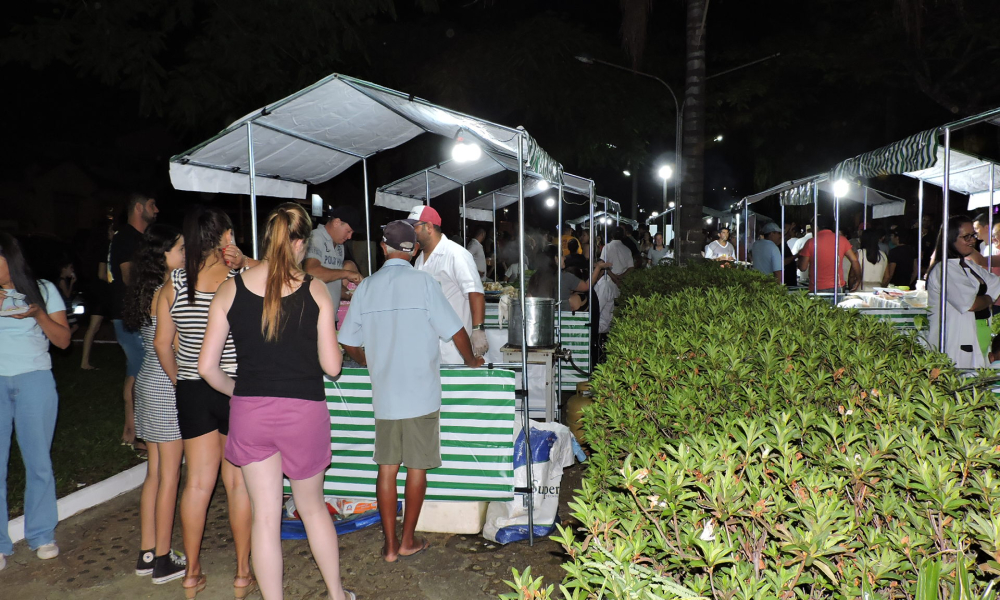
3, 465, 582, 600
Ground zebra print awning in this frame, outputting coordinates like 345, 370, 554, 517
831, 129, 939, 181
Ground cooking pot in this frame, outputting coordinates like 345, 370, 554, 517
508, 297, 556, 347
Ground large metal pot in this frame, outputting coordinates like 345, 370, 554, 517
508, 297, 556, 347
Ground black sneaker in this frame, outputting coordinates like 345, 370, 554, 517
135, 549, 155, 576
151, 550, 187, 584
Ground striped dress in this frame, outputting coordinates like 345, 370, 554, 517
169, 268, 240, 381
134, 315, 181, 443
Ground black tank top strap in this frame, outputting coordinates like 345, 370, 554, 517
233, 272, 248, 295
297, 274, 313, 297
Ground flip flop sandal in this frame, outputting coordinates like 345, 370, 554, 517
183, 573, 207, 599
398, 538, 430, 559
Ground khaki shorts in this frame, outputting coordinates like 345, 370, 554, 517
373, 411, 441, 470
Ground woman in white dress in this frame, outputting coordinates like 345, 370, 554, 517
857, 229, 888, 292
926, 216, 1000, 369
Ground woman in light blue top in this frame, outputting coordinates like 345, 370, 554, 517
0, 232, 71, 571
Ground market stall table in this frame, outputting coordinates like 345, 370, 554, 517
287, 368, 517, 501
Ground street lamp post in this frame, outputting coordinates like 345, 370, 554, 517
575, 56, 683, 220
658, 165, 675, 259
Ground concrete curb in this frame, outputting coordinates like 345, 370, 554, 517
8, 462, 147, 544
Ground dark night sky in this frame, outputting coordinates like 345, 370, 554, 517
3, 0, 998, 243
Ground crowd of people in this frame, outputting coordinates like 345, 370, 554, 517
0, 196, 491, 599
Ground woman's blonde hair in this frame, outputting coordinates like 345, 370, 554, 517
261, 203, 313, 341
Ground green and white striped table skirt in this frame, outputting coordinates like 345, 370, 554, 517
283, 368, 517, 502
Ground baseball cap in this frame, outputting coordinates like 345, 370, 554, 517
406, 205, 442, 227
761, 222, 782, 234
382, 220, 416, 252
324, 206, 360, 229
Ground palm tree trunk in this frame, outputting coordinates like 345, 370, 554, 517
680, 0, 707, 257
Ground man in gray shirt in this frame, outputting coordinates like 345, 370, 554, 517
304, 207, 363, 303
339, 220, 483, 563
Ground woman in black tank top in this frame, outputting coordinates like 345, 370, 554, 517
200, 204, 352, 600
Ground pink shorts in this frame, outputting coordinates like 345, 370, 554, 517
225, 396, 332, 480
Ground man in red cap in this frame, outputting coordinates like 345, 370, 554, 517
407, 206, 489, 362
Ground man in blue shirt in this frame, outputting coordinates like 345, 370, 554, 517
339, 220, 483, 563
751, 222, 785, 282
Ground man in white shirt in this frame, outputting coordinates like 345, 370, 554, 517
594, 228, 635, 334
466, 228, 488, 279
704, 227, 736, 260
410, 206, 489, 362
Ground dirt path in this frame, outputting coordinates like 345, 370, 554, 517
4, 465, 582, 599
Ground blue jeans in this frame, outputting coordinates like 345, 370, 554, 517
0, 370, 59, 554
112, 319, 144, 378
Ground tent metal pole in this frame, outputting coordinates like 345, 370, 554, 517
516, 134, 534, 546
588, 185, 594, 372
735, 211, 740, 262
989, 164, 995, 271
863, 188, 868, 230
363, 159, 372, 276
557, 181, 564, 415
462, 186, 467, 248
918, 180, 925, 280
938, 128, 952, 352
734, 202, 740, 261
246, 123, 259, 259
780, 204, 786, 284
425, 171, 431, 208
492, 194, 498, 281
812, 185, 819, 292
834, 195, 841, 306
744, 203, 749, 261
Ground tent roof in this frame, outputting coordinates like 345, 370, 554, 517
375, 152, 596, 215
744, 174, 906, 218
568, 210, 638, 229
903, 147, 1000, 210
460, 189, 618, 223
169, 74, 560, 199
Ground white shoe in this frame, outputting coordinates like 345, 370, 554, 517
36, 543, 59, 560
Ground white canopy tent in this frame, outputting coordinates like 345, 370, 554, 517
903, 147, 1000, 211
739, 174, 907, 299
169, 73, 560, 261
168, 72, 563, 543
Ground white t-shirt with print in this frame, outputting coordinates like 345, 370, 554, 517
704, 240, 735, 259
306, 225, 346, 303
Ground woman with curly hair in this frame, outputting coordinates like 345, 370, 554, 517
122, 224, 187, 584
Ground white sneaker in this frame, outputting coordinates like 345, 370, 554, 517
36, 543, 59, 560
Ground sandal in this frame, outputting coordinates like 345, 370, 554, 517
183, 573, 207, 599
234, 574, 257, 600
344, 591, 357, 600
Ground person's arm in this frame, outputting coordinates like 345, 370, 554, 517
342, 345, 367, 366
198, 279, 237, 396
970, 249, 988, 269
7, 296, 71, 349
882, 262, 896, 288
311, 278, 343, 378
303, 258, 363, 285
120, 261, 135, 287
846, 248, 862, 291
452, 327, 485, 368
910, 259, 918, 286
153, 284, 179, 384
970, 295, 995, 312
469, 292, 485, 328
222, 244, 259, 269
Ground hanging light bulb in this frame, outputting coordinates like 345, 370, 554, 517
833, 179, 850, 197
545, 197, 556, 208
536, 180, 550, 191
451, 133, 482, 163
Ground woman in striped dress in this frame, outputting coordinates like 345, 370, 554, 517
122, 224, 187, 584
154, 206, 257, 599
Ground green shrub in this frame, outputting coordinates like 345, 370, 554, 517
514, 266, 1000, 600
